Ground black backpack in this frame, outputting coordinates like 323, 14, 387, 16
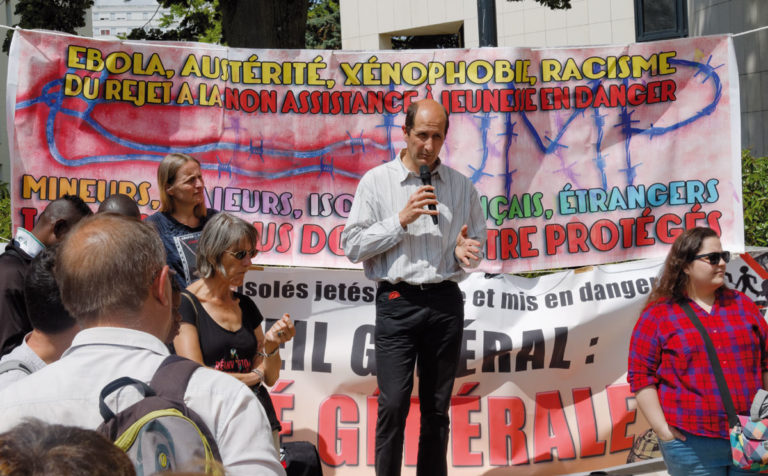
97, 355, 223, 475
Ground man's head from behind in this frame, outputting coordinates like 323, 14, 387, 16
34, 195, 93, 246
97, 193, 141, 219
0, 418, 135, 476
55, 214, 172, 337
24, 246, 77, 335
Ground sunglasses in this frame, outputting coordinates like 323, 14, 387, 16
692, 251, 731, 265
226, 249, 258, 260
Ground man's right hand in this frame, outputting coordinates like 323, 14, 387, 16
398, 185, 438, 229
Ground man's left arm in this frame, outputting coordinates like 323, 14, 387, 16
196, 373, 286, 475
454, 185, 487, 269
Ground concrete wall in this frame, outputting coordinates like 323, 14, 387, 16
495, 0, 635, 47
339, 0, 636, 50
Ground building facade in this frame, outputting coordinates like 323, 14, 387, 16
339, 0, 768, 156
91, 0, 171, 40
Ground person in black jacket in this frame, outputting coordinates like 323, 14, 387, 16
0, 195, 91, 356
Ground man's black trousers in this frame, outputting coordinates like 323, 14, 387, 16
374, 281, 464, 476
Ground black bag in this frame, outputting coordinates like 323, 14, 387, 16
280, 441, 323, 476
97, 355, 222, 475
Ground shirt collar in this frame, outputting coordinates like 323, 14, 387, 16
64, 327, 170, 358
395, 149, 443, 184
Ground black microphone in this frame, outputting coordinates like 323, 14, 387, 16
419, 165, 438, 225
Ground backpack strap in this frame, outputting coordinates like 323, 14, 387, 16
98, 376, 156, 421
97, 356, 199, 421
0, 359, 33, 376
149, 355, 201, 404
149, 354, 223, 462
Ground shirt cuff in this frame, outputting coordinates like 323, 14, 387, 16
627, 373, 657, 393
385, 214, 407, 235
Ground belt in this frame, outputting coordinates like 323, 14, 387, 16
378, 280, 457, 292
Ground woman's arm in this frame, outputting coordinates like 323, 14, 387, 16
252, 314, 295, 387
634, 385, 685, 441
174, 322, 262, 387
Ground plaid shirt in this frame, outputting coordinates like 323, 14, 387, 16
628, 288, 768, 438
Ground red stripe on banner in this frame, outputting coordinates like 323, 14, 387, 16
741, 253, 768, 280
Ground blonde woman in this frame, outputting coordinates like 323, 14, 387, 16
146, 153, 217, 287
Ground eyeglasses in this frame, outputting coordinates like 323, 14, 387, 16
226, 249, 258, 260
692, 251, 731, 265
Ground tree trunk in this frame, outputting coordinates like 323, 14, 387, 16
220, 0, 309, 48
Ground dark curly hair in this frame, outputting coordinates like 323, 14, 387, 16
646, 227, 721, 306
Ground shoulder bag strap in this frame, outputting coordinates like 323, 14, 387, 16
681, 301, 739, 427
180, 290, 200, 329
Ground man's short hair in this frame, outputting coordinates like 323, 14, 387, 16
0, 418, 135, 476
196, 212, 259, 279
59, 194, 93, 218
404, 101, 450, 135
55, 214, 165, 326
40, 195, 93, 222
97, 194, 141, 219
24, 246, 77, 334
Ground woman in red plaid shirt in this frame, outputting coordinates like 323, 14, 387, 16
628, 227, 768, 475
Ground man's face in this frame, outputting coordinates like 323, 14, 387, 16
403, 103, 447, 171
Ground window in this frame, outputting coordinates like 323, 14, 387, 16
100, 29, 111, 36
391, 25, 464, 50
634, 0, 688, 42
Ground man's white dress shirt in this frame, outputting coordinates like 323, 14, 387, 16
342, 155, 487, 284
0, 327, 285, 476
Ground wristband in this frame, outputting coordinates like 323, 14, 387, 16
258, 346, 279, 358
251, 368, 264, 383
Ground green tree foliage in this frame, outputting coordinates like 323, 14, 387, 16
305, 0, 339, 50
742, 149, 768, 247
2, 0, 94, 52
0, 181, 10, 240
126, 0, 221, 43
128, 0, 311, 48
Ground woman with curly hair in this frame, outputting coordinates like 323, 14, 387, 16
628, 227, 768, 475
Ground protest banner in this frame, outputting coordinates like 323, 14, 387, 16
248, 253, 768, 475
7, 30, 743, 273
244, 258, 667, 475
